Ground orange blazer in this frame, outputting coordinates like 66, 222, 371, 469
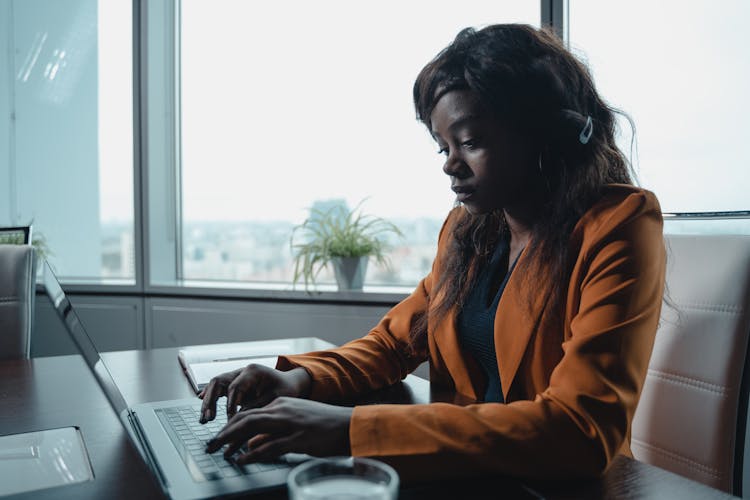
277, 184, 666, 481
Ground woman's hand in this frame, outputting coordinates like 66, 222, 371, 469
198, 364, 312, 423
205, 397, 353, 463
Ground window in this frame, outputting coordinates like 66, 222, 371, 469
13, 2, 746, 292
179, 0, 540, 288
568, 0, 750, 214
0, 0, 135, 281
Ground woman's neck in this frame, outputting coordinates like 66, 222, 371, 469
503, 208, 535, 249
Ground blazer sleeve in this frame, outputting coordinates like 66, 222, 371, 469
275, 210, 458, 401
348, 193, 666, 481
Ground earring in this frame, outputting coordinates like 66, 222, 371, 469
538, 150, 552, 193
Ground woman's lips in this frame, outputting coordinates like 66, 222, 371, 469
456, 191, 474, 202
452, 185, 474, 202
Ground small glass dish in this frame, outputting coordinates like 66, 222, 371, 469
287, 456, 399, 500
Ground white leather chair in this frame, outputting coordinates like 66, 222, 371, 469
0, 244, 36, 360
631, 234, 750, 495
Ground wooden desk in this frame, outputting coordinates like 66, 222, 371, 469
0, 343, 737, 499
0, 355, 163, 500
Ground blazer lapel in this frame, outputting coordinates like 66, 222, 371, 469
494, 248, 548, 402
431, 304, 483, 400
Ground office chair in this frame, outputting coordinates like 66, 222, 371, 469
0, 244, 37, 360
631, 234, 750, 495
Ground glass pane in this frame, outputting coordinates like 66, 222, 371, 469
568, 0, 750, 213
180, 0, 540, 287
664, 217, 750, 236
0, 0, 135, 281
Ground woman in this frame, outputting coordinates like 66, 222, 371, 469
201, 24, 666, 480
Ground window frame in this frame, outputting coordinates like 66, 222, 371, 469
61, 0, 750, 304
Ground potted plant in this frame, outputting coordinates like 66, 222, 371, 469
290, 200, 403, 291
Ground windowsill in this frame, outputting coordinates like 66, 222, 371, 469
146, 280, 413, 304
55, 277, 137, 287
44, 212, 750, 304
43, 278, 413, 305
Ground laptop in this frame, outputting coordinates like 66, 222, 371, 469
41, 260, 308, 499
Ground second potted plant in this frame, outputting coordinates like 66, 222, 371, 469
290, 200, 402, 291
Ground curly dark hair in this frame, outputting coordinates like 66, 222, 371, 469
409, 24, 634, 350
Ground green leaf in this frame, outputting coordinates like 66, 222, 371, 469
289, 199, 403, 290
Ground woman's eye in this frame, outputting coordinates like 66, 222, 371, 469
437, 147, 449, 156
462, 139, 477, 149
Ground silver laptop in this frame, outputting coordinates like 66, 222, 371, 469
41, 260, 306, 499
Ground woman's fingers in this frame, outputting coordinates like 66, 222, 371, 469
226, 365, 279, 418
235, 432, 302, 464
226, 382, 246, 419
245, 433, 272, 450
202, 364, 302, 426
207, 397, 352, 459
221, 433, 271, 459
200, 379, 227, 423
238, 392, 275, 413
199, 368, 243, 423
206, 410, 285, 453
221, 437, 248, 459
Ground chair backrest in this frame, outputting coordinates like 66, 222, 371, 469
631, 234, 750, 494
0, 244, 36, 360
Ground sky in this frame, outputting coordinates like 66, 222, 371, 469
174, 0, 538, 223
568, 0, 750, 214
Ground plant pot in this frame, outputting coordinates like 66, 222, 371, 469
331, 256, 368, 291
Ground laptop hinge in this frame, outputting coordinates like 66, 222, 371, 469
127, 409, 170, 488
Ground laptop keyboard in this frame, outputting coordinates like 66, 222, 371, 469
156, 404, 288, 482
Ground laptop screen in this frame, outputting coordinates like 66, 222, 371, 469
41, 260, 130, 417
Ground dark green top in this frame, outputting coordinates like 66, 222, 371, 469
456, 234, 520, 403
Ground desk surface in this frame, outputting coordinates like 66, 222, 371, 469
0, 341, 738, 500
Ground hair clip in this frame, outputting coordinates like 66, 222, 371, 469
579, 116, 593, 145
